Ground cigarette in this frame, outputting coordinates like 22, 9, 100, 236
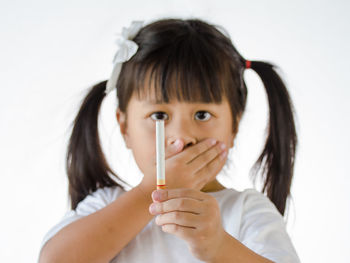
156, 120, 166, 189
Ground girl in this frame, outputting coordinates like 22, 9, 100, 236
39, 18, 300, 262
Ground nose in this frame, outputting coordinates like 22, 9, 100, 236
166, 118, 197, 150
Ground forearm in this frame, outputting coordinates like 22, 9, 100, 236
39, 185, 154, 263
209, 231, 274, 263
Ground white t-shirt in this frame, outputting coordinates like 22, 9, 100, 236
40, 186, 300, 262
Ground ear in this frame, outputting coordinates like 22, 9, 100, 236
116, 108, 131, 149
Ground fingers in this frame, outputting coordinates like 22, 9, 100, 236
149, 197, 202, 215
151, 188, 208, 202
188, 142, 227, 174
159, 224, 196, 238
148, 187, 226, 262
178, 138, 218, 164
172, 138, 227, 180
149, 189, 209, 229
194, 148, 228, 185
149, 189, 220, 240
155, 211, 198, 228
151, 137, 222, 166
165, 139, 184, 159
164, 137, 217, 164
151, 139, 184, 165
149, 137, 228, 190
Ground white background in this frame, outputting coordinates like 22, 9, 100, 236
1, 0, 349, 262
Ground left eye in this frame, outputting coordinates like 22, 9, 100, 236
195, 111, 212, 121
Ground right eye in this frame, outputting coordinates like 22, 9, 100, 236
150, 111, 169, 121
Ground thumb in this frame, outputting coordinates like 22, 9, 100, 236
165, 139, 183, 159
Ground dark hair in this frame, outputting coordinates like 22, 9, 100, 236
66, 18, 297, 215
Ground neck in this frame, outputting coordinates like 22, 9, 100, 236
201, 179, 226, 193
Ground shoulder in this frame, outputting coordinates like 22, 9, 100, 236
75, 185, 126, 215
209, 188, 280, 231
240, 188, 280, 216
236, 189, 286, 239
209, 188, 276, 214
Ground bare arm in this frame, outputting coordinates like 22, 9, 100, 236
39, 185, 153, 263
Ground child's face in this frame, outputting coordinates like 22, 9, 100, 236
116, 91, 237, 188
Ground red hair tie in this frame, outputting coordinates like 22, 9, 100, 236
245, 60, 251, 69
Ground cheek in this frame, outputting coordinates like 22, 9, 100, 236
129, 121, 157, 172
129, 120, 155, 144
212, 120, 235, 147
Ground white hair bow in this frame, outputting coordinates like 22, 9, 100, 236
105, 21, 144, 95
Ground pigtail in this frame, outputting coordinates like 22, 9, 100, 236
249, 61, 297, 215
66, 80, 130, 209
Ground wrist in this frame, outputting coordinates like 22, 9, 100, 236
135, 183, 155, 205
208, 230, 230, 263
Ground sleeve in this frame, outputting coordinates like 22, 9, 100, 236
40, 186, 125, 250
239, 189, 300, 263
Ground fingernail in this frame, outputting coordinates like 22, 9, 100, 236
210, 138, 217, 146
149, 203, 157, 214
152, 190, 166, 201
174, 139, 182, 149
220, 143, 226, 150
152, 190, 160, 201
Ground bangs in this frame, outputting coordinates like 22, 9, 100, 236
132, 37, 234, 104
